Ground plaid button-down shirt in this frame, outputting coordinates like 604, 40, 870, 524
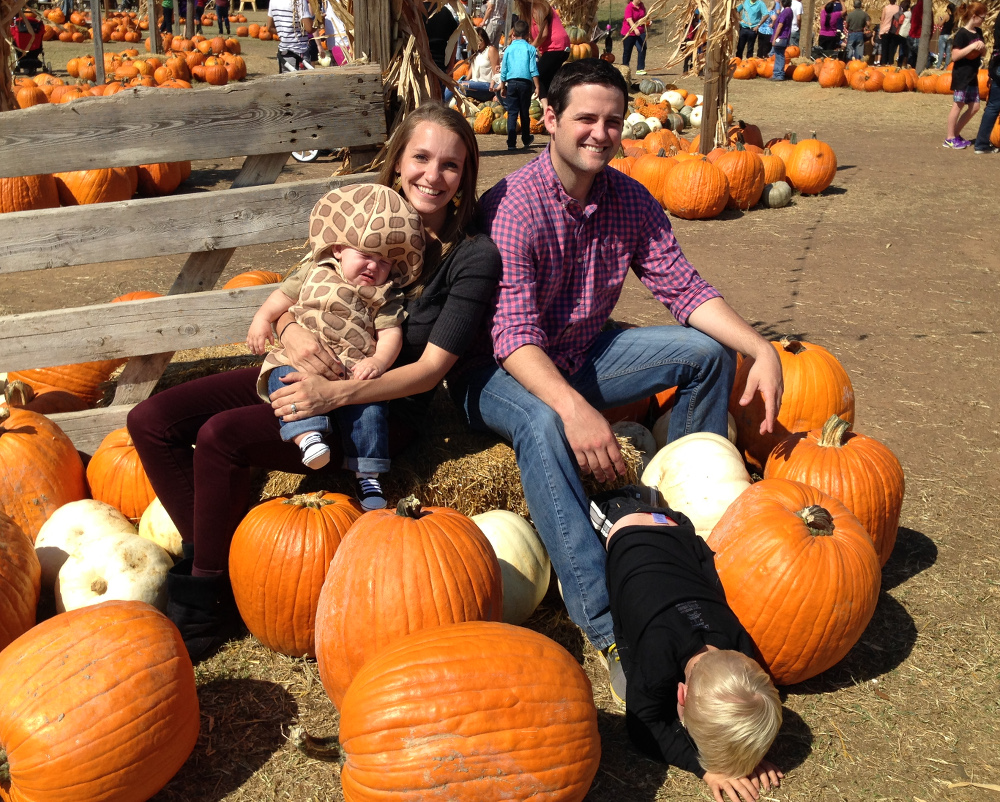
480, 147, 721, 375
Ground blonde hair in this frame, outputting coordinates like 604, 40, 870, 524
682, 650, 782, 778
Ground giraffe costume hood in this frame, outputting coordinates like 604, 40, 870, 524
257, 184, 425, 400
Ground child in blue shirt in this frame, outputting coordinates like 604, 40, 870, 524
499, 19, 541, 150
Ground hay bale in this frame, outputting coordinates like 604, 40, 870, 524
260, 389, 643, 519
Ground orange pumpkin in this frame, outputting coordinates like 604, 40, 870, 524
758, 148, 787, 184
707, 479, 880, 685
818, 59, 847, 88
663, 158, 730, 220
715, 144, 765, 210
764, 415, 905, 566
786, 133, 837, 195
339, 622, 601, 801
729, 336, 855, 472
0, 407, 88, 542
0, 174, 60, 214
0, 511, 41, 652
0, 600, 200, 801
229, 492, 363, 657
15, 84, 48, 108
136, 161, 185, 195
86, 426, 157, 523
223, 269, 284, 288
314, 497, 504, 709
630, 150, 677, 208
53, 167, 135, 205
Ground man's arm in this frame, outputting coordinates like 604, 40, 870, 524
686, 298, 783, 434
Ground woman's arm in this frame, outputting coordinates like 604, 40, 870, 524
488, 45, 501, 73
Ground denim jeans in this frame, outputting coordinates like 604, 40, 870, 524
216, 6, 230, 34
622, 31, 647, 70
937, 33, 952, 66
973, 81, 1000, 150
268, 365, 390, 473
450, 326, 735, 649
504, 77, 534, 148
790, 29, 800, 46
846, 31, 865, 60
906, 35, 919, 66
444, 80, 497, 104
773, 43, 788, 78
736, 26, 757, 58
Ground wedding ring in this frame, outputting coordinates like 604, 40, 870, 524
291, 403, 297, 414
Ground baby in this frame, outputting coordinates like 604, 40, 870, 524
590, 485, 785, 802
247, 184, 424, 510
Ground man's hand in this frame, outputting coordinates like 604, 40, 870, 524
246, 316, 274, 355
351, 357, 384, 380
737, 342, 783, 435
560, 396, 627, 484
703, 760, 783, 802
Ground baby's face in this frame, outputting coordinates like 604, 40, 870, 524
337, 247, 393, 287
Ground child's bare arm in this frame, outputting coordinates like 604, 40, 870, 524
247, 288, 296, 355
351, 326, 403, 380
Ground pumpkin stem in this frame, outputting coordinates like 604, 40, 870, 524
396, 496, 422, 518
818, 415, 851, 448
0, 745, 8, 785
4, 380, 35, 407
285, 491, 333, 509
779, 336, 805, 354
797, 505, 835, 536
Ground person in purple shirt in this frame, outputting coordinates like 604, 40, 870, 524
450, 59, 783, 710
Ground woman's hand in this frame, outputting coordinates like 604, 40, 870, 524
269, 370, 352, 420
279, 322, 346, 380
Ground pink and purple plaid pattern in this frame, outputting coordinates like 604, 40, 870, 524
480, 147, 721, 374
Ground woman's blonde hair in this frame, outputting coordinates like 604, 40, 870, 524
683, 650, 783, 778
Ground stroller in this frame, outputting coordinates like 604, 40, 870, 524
10, 12, 46, 76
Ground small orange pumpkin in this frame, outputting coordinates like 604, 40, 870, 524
86, 426, 157, 523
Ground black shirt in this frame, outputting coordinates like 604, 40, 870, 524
951, 26, 984, 91
424, 4, 459, 72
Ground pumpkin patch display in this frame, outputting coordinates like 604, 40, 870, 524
338, 621, 600, 802
229, 492, 362, 657
86, 426, 157, 523
314, 496, 503, 708
707, 479, 880, 685
0, 511, 41, 652
0, 406, 88, 542
0, 600, 200, 802
730, 336, 855, 472
765, 415, 905, 566
470, 510, 550, 625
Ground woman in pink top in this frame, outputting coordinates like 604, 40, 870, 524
515, 0, 570, 106
621, 1, 648, 74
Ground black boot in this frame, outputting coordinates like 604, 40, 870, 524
166, 559, 240, 663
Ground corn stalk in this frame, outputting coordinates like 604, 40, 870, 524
554, 0, 601, 31
1, 0, 28, 111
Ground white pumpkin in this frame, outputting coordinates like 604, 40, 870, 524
471, 510, 550, 625
626, 111, 648, 127
54, 529, 173, 613
139, 497, 184, 558
611, 421, 658, 469
622, 120, 635, 140
762, 181, 793, 208
35, 499, 137, 589
641, 432, 751, 540
651, 409, 738, 451
689, 105, 703, 128
663, 90, 685, 110
645, 116, 663, 132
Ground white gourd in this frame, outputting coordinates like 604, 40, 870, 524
471, 510, 550, 625
645, 116, 663, 132
139, 497, 184, 558
663, 90, 686, 109
35, 499, 137, 589
690, 105, 703, 128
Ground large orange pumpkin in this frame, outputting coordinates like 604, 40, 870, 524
229, 492, 362, 657
764, 415, 905, 566
0, 407, 87, 542
729, 336, 855, 472
136, 161, 186, 195
663, 158, 730, 220
339, 621, 601, 801
715, 144, 765, 210
630, 150, 677, 209
786, 133, 838, 195
223, 269, 284, 288
0, 174, 60, 214
0, 600, 200, 801
53, 166, 135, 205
8, 358, 126, 407
0, 511, 40, 652
86, 427, 157, 523
314, 497, 503, 709
707, 479, 880, 685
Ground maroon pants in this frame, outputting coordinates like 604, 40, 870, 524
128, 368, 310, 576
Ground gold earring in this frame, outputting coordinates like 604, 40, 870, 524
393, 175, 402, 192
452, 189, 463, 209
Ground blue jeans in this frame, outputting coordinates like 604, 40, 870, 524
504, 77, 534, 148
444, 80, 497, 104
791, 29, 800, 46
846, 31, 865, 61
974, 80, 1000, 150
267, 365, 390, 473
937, 33, 952, 66
773, 43, 788, 78
623, 31, 646, 70
450, 326, 735, 648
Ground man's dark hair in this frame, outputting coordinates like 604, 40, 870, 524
547, 59, 629, 119
512, 18, 529, 37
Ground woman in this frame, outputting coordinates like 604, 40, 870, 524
128, 103, 503, 661
757, 0, 777, 57
818, 0, 844, 51
771, 0, 794, 79
515, 0, 570, 109
937, 2, 956, 66
621, 0, 648, 76
449, 27, 500, 103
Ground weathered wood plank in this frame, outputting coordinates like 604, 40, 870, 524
0, 173, 378, 274
0, 286, 273, 373
0, 67, 384, 177
49, 405, 136, 456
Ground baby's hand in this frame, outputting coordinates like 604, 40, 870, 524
246, 316, 274, 355
351, 357, 384, 380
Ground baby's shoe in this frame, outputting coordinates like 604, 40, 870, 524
298, 432, 330, 469
355, 475, 387, 512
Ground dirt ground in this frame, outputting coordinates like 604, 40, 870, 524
5, 22, 1000, 802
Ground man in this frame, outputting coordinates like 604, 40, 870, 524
267, 0, 313, 72
907, 0, 922, 66
790, 0, 803, 46
452, 59, 783, 705
844, 0, 871, 61
736, 0, 770, 59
